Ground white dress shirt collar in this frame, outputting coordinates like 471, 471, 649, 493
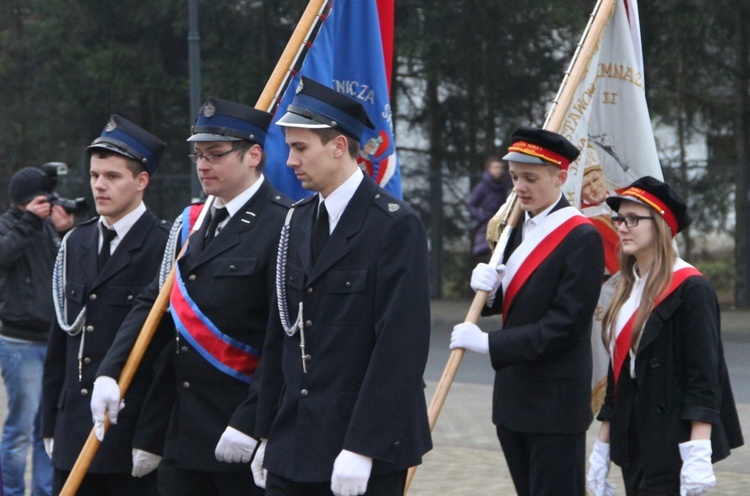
317, 168, 364, 233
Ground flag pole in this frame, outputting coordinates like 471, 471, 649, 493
404, 0, 618, 493
59, 1, 329, 494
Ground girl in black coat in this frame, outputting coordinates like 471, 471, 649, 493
586, 177, 743, 496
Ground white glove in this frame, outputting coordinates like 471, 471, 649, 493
43, 438, 54, 459
215, 426, 258, 463
470, 263, 505, 295
586, 439, 616, 496
450, 322, 489, 354
90, 376, 124, 441
331, 449, 373, 496
131, 448, 162, 478
679, 440, 716, 496
251, 438, 268, 489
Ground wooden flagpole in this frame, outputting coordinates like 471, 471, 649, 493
59, 1, 329, 494
403, 0, 617, 493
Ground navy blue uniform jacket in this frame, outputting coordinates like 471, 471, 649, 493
254, 176, 433, 483
41, 210, 169, 472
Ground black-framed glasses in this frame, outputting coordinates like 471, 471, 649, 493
188, 149, 234, 164
611, 214, 655, 228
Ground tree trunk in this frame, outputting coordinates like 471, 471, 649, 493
734, 0, 750, 308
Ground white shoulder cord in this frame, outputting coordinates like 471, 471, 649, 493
276, 207, 304, 336
52, 229, 86, 335
159, 214, 183, 291
52, 229, 89, 382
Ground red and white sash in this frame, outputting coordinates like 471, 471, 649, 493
611, 259, 702, 386
168, 205, 261, 384
501, 207, 591, 322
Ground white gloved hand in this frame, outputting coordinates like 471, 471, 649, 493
331, 449, 373, 496
470, 263, 505, 295
251, 438, 268, 489
215, 426, 258, 463
131, 448, 162, 477
43, 438, 54, 459
679, 440, 716, 496
450, 322, 490, 354
586, 439, 616, 496
90, 376, 124, 441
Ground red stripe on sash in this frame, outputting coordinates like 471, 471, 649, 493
613, 266, 702, 386
503, 215, 591, 323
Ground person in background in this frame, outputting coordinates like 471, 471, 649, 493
0, 167, 75, 496
41, 115, 169, 495
466, 156, 512, 264
587, 176, 743, 496
452, 126, 604, 495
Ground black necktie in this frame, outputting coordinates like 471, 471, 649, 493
98, 225, 117, 271
312, 201, 329, 262
205, 207, 229, 245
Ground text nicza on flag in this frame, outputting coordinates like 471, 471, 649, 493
264, 0, 400, 201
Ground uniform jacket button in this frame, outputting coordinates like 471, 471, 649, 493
649, 358, 660, 368
181, 346, 189, 353
182, 382, 190, 389
188, 274, 196, 281
83, 357, 91, 365
306, 287, 313, 295
345, 281, 352, 288
300, 389, 309, 397
127, 295, 134, 301
86, 325, 94, 333
80, 388, 89, 396
89, 294, 97, 301
229, 265, 236, 271
305, 320, 312, 328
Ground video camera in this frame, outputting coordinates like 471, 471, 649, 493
42, 162, 90, 217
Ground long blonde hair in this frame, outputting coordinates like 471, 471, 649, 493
601, 209, 677, 353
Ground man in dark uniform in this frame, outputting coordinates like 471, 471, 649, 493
41, 115, 169, 495
450, 127, 605, 495
90, 98, 291, 496
251, 77, 432, 496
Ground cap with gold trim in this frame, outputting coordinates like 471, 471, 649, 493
502, 126, 580, 171
606, 176, 691, 236
87, 115, 166, 175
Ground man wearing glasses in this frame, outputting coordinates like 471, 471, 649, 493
451, 127, 605, 495
91, 98, 291, 496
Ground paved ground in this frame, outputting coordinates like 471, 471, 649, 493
2, 299, 748, 494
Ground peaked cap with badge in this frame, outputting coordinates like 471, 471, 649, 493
503, 126, 580, 171
606, 175, 691, 237
87, 115, 166, 175
276, 76, 375, 142
188, 97, 273, 145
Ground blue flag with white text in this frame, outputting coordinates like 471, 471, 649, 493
264, 0, 401, 200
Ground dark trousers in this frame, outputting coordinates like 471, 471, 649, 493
157, 456, 263, 496
265, 469, 406, 496
52, 468, 158, 496
496, 424, 585, 496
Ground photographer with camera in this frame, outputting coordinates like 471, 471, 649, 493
0, 166, 75, 496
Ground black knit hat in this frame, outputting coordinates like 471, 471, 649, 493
8, 167, 53, 205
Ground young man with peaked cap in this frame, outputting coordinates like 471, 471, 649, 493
0, 167, 75, 496
451, 127, 605, 495
251, 76, 432, 496
90, 98, 291, 496
40, 115, 169, 495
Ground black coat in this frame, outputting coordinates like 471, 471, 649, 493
485, 197, 605, 434
97, 179, 290, 472
598, 274, 744, 473
41, 210, 170, 472
254, 176, 432, 483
